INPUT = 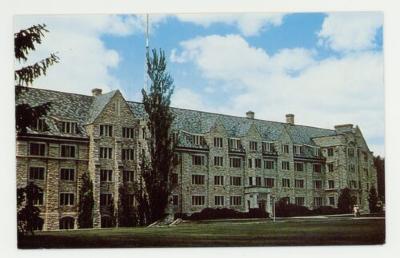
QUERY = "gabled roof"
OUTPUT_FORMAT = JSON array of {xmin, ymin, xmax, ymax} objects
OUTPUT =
[
  {"xmin": 16, "ymin": 87, "xmax": 337, "ymax": 145},
  {"xmin": 86, "ymin": 90, "xmax": 118, "ymax": 124}
]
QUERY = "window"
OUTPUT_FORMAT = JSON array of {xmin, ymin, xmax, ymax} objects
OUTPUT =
[
  {"xmin": 348, "ymin": 148, "xmax": 355, "ymax": 157},
  {"xmin": 61, "ymin": 145, "xmax": 76, "ymax": 158},
  {"xmin": 29, "ymin": 142, "xmax": 46, "ymax": 156},
  {"xmin": 122, "ymin": 149, "xmax": 134, "ymax": 160},
  {"xmin": 314, "ymin": 147, "xmax": 321, "ymax": 157},
  {"xmin": 192, "ymin": 135, "xmax": 205, "ymax": 145},
  {"xmin": 61, "ymin": 121, "xmax": 77, "ymax": 134},
  {"xmin": 229, "ymin": 157, "xmax": 241, "ymax": 168},
  {"xmin": 34, "ymin": 192, "xmax": 44, "ymax": 206},
  {"xmin": 282, "ymin": 161, "xmax": 290, "ymax": 170},
  {"xmin": 228, "ymin": 138, "xmax": 241, "ymax": 149},
  {"xmin": 230, "ymin": 176, "xmax": 242, "ymax": 186},
  {"xmin": 192, "ymin": 175, "xmax": 205, "ymax": 185},
  {"xmin": 314, "ymin": 180, "xmax": 322, "ymax": 189},
  {"xmin": 283, "ymin": 144, "xmax": 289, "ymax": 154},
  {"xmin": 364, "ymin": 168, "xmax": 369, "ymax": 177},
  {"xmin": 142, "ymin": 128, "xmax": 146, "ymax": 139},
  {"xmin": 328, "ymin": 196, "xmax": 335, "ymax": 205},
  {"xmin": 314, "ymin": 197, "xmax": 323, "ymax": 207},
  {"xmin": 262, "ymin": 142, "xmax": 275, "ymax": 152},
  {"xmin": 173, "ymin": 195, "xmax": 179, "ymax": 206},
  {"xmin": 265, "ymin": 178, "xmax": 275, "ymax": 188},
  {"xmin": 99, "ymin": 125, "xmax": 113, "ymax": 137},
  {"xmin": 264, "ymin": 160, "xmax": 274, "ymax": 169},
  {"xmin": 293, "ymin": 145, "xmax": 303, "ymax": 155},
  {"xmin": 327, "ymin": 147, "xmax": 334, "ymax": 157},
  {"xmin": 350, "ymin": 180, "xmax": 357, "ymax": 189},
  {"xmin": 249, "ymin": 141, "xmax": 258, "ymax": 151},
  {"xmin": 100, "ymin": 170, "xmax": 113, "ymax": 182},
  {"xmin": 29, "ymin": 167, "xmax": 45, "ymax": 180},
  {"xmin": 171, "ymin": 173, "xmax": 178, "ymax": 184},
  {"xmin": 281, "ymin": 197, "xmax": 290, "ymax": 204},
  {"xmin": 192, "ymin": 196, "xmax": 205, "ymax": 206},
  {"xmin": 363, "ymin": 151, "xmax": 368, "ymax": 162},
  {"xmin": 282, "ymin": 178, "xmax": 290, "ymax": 187},
  {"xmin": 230, "ymin": 196, "xmax": 242, "ymax": 206},
  {"xmin": 294, "ymin": 162, "xmax": 304, "ymax": 172},
  {"xmin": 123, "ymin": 170, "xmax": 134, "ymax": 182},
  {"xmin": 214, "ymin": 156, "xmax": 223, "ymax": 166},
  {"xmin": 122, "ymin": 127, "xmax": 135, "ymax": 138},
  {"xmin": 349, "ymin": 164, "xmax": 355, "ymax": 173},
  {"xmin": 127, "ymin": 194, "xmax": 135, "ymax": 208},
  {"xmin": 33, "ymin": 118, "xmax": 46, "ymax": 132},
  {"xmin": 192, "ymin": 155, "xmax": 205, "ymax": 165},
  {"xmin": 295, "ymin": 197, "xmax": 305, "ymax": 206},
  {"xmin": 327, "ymin": 163, "xmax": 334, "ymax": 172},
  {"xmin": 214, "ymin": 137, "xmax": 223, "ymax": 148},
  {"xmin": 60, "ymin": 217, "xmax": 74, "ymax": 230},
  {"xmin": 100, "ymin": 147, "xmax": 112, "ymax": 159},
  {"xmin": 100, "ymin": 194, "xmax": 113, "ymax": 206},
  {"xmin": 60, "ymin": 168, "xmax": 75, "ymax": 181},
  {"xmin": 255, "ymin": 158, "xmax": 261, "ymax": 168},
  {"xmin": 313, "ymin": 164, "xmax": 322, "ymax": 173},
  {"xmin": 248, "ymin": 159, "xmax": 253, "ymax": 168},
  {"xmin": 60, "ymin": 193, "xmax": 74, "ymax": 206},
  {"xmin": 215, "ymin": 196, "xmax": 224, "ymax": 206},
  {"xmin": 295, "ymin": 179, "xmax": 304, "ymax": 188},
  {"xmin": 248, "ymin": 177, "xmax": 253, "ymax": 186},
  {"xmin": 256, "ymin": 176, "xmax": 262, "ymax": 186},
  {"xmin": 214, "ymin": 176, "xmax": 224, "ymax": 185},
  {"xmin": 328, "ymin": 180, "xmax": 335, "ymax": 189}
]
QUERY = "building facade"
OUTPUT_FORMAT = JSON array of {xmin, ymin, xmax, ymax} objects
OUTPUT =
[{"xmin": 16, "ymin": 87, "xmax": 377, "ymax": 230}]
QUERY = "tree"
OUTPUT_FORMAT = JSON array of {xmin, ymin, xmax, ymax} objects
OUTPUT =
[
  {"xmin": 368, "ymin": 186, "xmax": 381, "ymax": 213},
  {"xmin": 77, "ymin": 172, "xmax": 94, "ymax": 228},
  {"xmin": 118, "ymin": 183, "xmax": 137, "ymax": 227},
  {"xmin": 17, "ymin": 182, "xmax": 43, "ymax": 235},
  {"xmin": 137, "ymin": 49, "xmax": 177, "ymax": 224},
  {"xmin": 15, "ymin": 24, "xmax": 59, "ymax": 134},
  {"xmin": 374, "ymin": 156, "xmax": 385, "ymax": 202},
  {"xmin": 337, "ymin": 187, "xmax": 355, "ymax": 213}
]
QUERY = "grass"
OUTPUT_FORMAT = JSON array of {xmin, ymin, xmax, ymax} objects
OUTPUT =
[{"xmin": 18, "ymin": 217, "xmax": 385, "ymax": 248}]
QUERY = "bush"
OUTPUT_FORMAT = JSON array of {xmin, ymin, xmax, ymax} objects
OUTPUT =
[
  {"xmin": 312, "ymin": 206, "xmax": 341, "ymax": 215},
  {"xmin": 179, "ymin": 208, "xmax": 269, "ymax": 221},
  {"xmin": 275, "ymin": 203, "xmax": 312, "ymax": 217}
]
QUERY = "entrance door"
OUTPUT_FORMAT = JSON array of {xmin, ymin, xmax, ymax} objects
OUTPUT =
[{"xmin": 258, "ymin": 200, "xmax": 266, "ymax": 211}]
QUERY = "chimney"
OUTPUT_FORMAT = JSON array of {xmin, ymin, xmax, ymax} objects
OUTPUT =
[
  {"xmin": 286, "ymin": 114, "xmax": 294, "ymax": 124},
  {"xmin": 246, "ymin": 111, "xmax": 255, "ymax": 119},
  {"xmin": 92, "ymin": 88, "xmax": 102, "ymax": 96}
]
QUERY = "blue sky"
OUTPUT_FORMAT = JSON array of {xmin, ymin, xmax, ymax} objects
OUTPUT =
[{"xmin": 14, "ymin": 12, "xmax": 384, "ymax": 155}]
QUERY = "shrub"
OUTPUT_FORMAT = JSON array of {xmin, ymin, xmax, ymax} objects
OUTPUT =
[
  {"xmin": 180, "ymin": 208, "xmax": 269, "ymax": 220},
  {"xmin": 312, "ymin": 206, "xmax": 341, "ymax": 215}
]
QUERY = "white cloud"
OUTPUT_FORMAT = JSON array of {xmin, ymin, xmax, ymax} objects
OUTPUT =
[
  {"xmin": 171, "ymin": 88, "xmax": 206, "ymax": 111},
  {"xmin": 318, "ymin": 12, "xmax": 383, "ymax": 52},
  {"xmin": 170, "ymin": 34, "xmax": 384, "ymax": 155},
  {"xmin": 14, "ymin": 14, "xmax": 167, "ymax": 95},
  {"xmin": 175, "ymin": 13, "xmax": 284, "ymax": 36}
]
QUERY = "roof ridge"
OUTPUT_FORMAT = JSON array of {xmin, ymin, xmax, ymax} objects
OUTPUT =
[
  {"xmin": 127, "ymin": 100, "xmax": 335, "ymax": 132},
  {"xmin": 16, "ymin": 85, "xmax": 94, "ymax": 98}
]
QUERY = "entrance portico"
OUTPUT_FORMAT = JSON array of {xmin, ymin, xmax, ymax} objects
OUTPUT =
[{"xmin": 244, "ymin": 186, "xmax": 272, "ymax": 214}]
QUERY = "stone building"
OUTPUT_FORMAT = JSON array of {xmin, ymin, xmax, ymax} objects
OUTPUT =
[{"xmin": 16, "ymin": 86, "xmax": 377, "ymax": 230}]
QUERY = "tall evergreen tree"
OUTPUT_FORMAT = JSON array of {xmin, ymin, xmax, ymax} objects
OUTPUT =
[
  {"xmin": 77, "ymin": 172, "xmax": 94, "ymax": 228},
  {"xmin": 368, "ymin": 186, "xmax": 380, "ymax": 213},
  {"xmin": 15, "ymin": 24, "xmax": 59, "ymax": 134},
  {"xmin": 338, "ymin": 187, "xmax": 354, "ymax": 213},
  {"xmin": 17, "ymin": 182, "xmax": 43, "ymax": 235},
  {"xmin": 373, "ymin": 156, "xmax": 385, "ymax": 202},
  {"xmin": 137, "ymin": 49, "xmax": 177, "ymax": 224}
]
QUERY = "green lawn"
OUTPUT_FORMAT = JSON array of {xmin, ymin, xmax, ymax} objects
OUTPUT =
[{"xmin": 18, "ymin": 218, "xmax": 385, "ymax": 248}]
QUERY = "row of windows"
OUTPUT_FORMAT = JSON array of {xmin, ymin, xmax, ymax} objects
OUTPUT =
[
  {"xmin": 191, "ymin": 196, "xmax": 242, "ymax": 206},
  {"xmin": 100, "ymin": 125, "xmax": 139, "ymax": 139}
]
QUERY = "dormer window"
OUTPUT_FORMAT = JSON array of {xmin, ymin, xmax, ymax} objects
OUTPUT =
[
  {"xmin": 249, "ymin": 141, "xmax": 258, "ymax": 151},
  {"xmin": 61, "ymin": 121, "xmax": 77, "ymax": 134},
  {"xmin": 314, "ymin": 147, "xmax": 321, "ymax": 157},
  {"xmin": 293, "ymin": 145, "xmax": 304, "ymax": 155},
  {"xmin": 191, "ymin": 134, "xmax": 205, "ymax": 146},
  {"xmin": 228, "ymin": 138, "xmax": 241, "ymax": 150},
  {"xmin": 32, "ymin": 118, "xmax": 46, "ymax": 132},
  {"xmin": 262, "ymin": 142, "xmax": 275, "ymax": 152}
]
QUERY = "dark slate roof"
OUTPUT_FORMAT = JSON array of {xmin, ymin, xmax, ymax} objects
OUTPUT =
[{"xmin": 16, "ymin": 87, "xmax": 337, "ymax": 145}]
